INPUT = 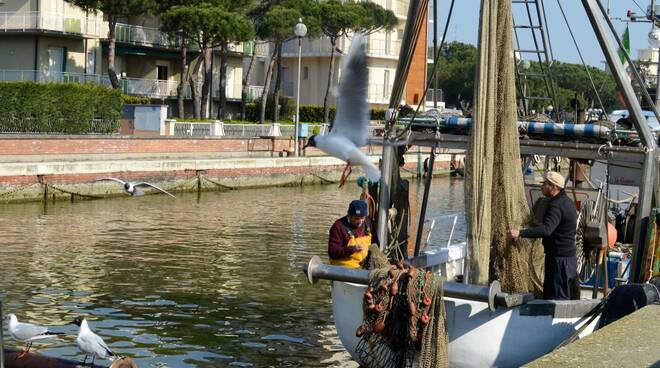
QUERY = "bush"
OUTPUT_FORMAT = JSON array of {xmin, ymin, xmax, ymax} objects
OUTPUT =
[
  {"xmin": 0, "ymin": 82, "xmax": 122, "ymax": 134},
  {"xmin": 249, "ymin": 94, "xmax": 295, "ymax": 122},
  {"xmin": 299, "ymin": 105, "xmax": 335, "ymax": 123},
  {"xmin": 371, "ymin": 108, "xmax": 386, "ymax": 121},
  {"xmin": 122, "ymin": 95, "xmax": 151, "ymax": 105}
]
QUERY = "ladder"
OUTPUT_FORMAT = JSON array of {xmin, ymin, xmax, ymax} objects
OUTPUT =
[{"xmin": 512, "ymin": 0, "xmax": 559, "ymax": 119}]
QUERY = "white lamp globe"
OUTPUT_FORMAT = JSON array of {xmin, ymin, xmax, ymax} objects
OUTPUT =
[
  {"xmin": 520, "ymin": 59, "xmax": 531, "ymax": 70},
  {"xmin": 294, "ymin": 18, "xmax": 307, "ymax": 38},
  {"xmin": 649, "ymin": 28, "xmax": 660, "ymax": 48}
]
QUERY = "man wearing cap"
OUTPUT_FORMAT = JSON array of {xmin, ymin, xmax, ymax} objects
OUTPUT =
[
  {"xmin": 328, "ymin": 199, "xmax": 379, "ymax": 269},
  {"xmin": 507, "ymin": 171, "xmax": 579, "ymax": 300}
]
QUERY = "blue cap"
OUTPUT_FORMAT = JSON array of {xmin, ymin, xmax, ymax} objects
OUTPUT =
[{"xmin": 348, "ymin": 200, "xmax": 368, "ymax": 217}]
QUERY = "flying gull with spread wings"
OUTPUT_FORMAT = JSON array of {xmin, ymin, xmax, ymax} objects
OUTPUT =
[
  {"xmin": 95, "ymin": 177, "xmax": 176, "ymax": 198},
  {"xmin": 304, "ymin": 33, "xmax": 380, "ymax": 181}
]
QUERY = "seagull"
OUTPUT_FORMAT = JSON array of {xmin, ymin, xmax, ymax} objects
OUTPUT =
[
  {"xmin": 71, "ymin": 317, "xmax": 117, "ymax": 366},
  {"xmin": 95, "ymin": 177, "xmax": 176, "ymax": 198},
  {"xmin": 304, "ymin": 33, "xmax": 381, "ymax": 181},
  {"xmin": 4, "ymin": 313, "xmax": 64, "ymax": 354}
]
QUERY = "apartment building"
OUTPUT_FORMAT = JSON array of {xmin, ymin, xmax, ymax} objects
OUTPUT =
[
  {"xmin": 0, "ymin": 0, "xmax": 262, "ymax": 118},
  {"xmin": 278, "ymin": 0, "xmax": 428, "ymax": 111}
]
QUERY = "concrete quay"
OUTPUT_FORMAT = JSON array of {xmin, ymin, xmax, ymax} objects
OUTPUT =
[
  {"xmin": 0, "ymin": 136, "xmax": 459, "ymax": 203},
  {"xmin": 526, "ymin": 304, "xmax": 660, "ymax": 367}
]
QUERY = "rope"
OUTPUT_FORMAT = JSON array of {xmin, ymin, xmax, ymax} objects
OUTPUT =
[
  {"xmin": 165, "ymin": 177, "xmax": 199, "ymax": 192},
  {"xmin": 201, "ymin": 176, "xmax": 238, "ymax": 190},
  {"xmin": 390, "ymin": 0, "xmax": 456, "ymax": 139},
  {"xmin": 45, "ymin": 184, "xmax": 103, "ymax": 199},
  {"xmin": 555, "ymin": 0, "xmax": 607, "ymax": 116}
]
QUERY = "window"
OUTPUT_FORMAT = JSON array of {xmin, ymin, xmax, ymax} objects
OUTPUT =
[
  {"xmin": 157, "ymin": 65, "xmax": 168, "ymax": 81},
  {"xmin": 86, "ymin": 50, "xmax": 95, "ymax": 74},
  {"xmin": 303, "ymin": 66, "xmax": 309, "ymax": 80}
]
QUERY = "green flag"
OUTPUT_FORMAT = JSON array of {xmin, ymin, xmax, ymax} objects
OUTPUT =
[{"xmin": 618, "ymin": 25, "xmax": 631, "ymax": 67}]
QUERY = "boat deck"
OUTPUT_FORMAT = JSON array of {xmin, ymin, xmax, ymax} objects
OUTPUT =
[{"xmin": 525, "ymin": 304, "xmax": 660, "ymax": 367}]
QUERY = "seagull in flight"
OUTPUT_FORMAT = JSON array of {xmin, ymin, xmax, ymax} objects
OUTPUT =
[
  {"xmin": 71, "ymin": 317, "xmax": 118, "ymax": 366},
  {"xmin": 304, "ymin": 33, "xmax": 380, "ymax": 181},
  {"xmin": 4, "ymin": 313, "xmax": 64, "ymax": 354},
  {"xmin": 95, "ymin": 177, "xmax": 175, "ymax": 198}
]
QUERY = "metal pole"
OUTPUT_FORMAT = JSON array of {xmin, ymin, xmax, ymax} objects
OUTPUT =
[
  {"xmin": 433, "ymin": 0, "xmax": 438, "ymax": 108},
  {"xmin": 303, "ymin": 256, "xmax": 523, "ymax": 311},
  {"xmin": 582, "ymin": 0, "xmax": 657, "ymax": 283},
  {"xmin": 1, "ymin": 300, "xmax": 4, "ymax": 368},
  {"xmin": 294, "ymin": 36, "xmax": 302, "ymax": 157},
  {"xmin": 414, "ymin": 149, "xmax": 435, "ymax": 256},
  {"xmin": 653, "ymin": 0, "xmax": 660, "ymax": 110},
  {"xmin": 377, "ymin": 142, "xmax": 396, "ymax": 251}
]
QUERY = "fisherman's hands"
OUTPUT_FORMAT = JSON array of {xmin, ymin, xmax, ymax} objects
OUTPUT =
[{"xmin": 506, "ymin": 229, "xmax": 520, "ymax": 239}]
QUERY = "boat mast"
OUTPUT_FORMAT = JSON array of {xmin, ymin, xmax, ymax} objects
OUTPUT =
[{"xmin": 581, "ymin": 0, "xmax": 657, "ymax": 282}]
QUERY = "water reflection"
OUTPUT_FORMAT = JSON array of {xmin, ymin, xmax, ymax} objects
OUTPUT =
[{"xmin": 0, "ymin": 177, "xmax": 464, "ymax": 367}]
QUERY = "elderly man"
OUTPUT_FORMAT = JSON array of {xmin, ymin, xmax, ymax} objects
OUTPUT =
[
  {"xmin": 507, "ymin": 171, "xmax": 578, "ymax": 300},
  {"xmin": 328, "ymin": 199, "xmax": 379, "ymax": 268}
]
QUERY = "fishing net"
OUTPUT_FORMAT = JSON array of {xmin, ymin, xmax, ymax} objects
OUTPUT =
[
  {"xmin": 466, "ymin": 0, "xmax": 544, "ymax": 293},
  {"xmin": 355, "ymin": 247, "xmax": 447, "ymax": 368}
]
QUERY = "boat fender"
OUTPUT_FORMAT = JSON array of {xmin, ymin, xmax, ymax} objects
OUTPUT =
[
  {"xmin": 374, "ymin": 304, "xmax": 385, "ymax": 313},
  {"xmin": 364, "ymin": 290, "xmax": 373, "ymax": 301},
  {"xmin": 423, "ymin": 295, "xmax": 432, "ymax": 306},
  {"xmin": 407, "ymin": 267, "xmax": 418, "ymax": 279},
  {"xmin": 420, "ymin": 312, "xmax": 430, "ymax": 325},
  {"xmin": 423, "ymin": 271, "xmax": 431, "ymax": 281},
  {"xmin": 355, "ymin": 325, "xmax": 366, "ymax": 337},
  {"xmin": 373, "ymin": 318, "xmax": 386, "ymax": 333},
  {"xmin": 390, "ymin": 282, "xmax": 399, "ymax": 296},
  {"xmin": 366, "ymin": 303, "xmax": 376, "ymax": 311},
  {"xmin": 379, "ymin": 283, "xmax": 388, "ymax": 295}
]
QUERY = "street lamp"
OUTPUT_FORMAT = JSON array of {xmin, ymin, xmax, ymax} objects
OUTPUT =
[{"xmin": 294, "ymin": 18, "xmax": 307, "ymax": 157}]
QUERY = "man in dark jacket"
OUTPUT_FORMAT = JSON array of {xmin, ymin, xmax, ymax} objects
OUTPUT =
[
  {"xmin": 507, "ymin": 171, "xmax": 579, "ymax": 300},
  {"xmin": 328, "ymin": 200, "xmax": 379, "ymax": 268}
]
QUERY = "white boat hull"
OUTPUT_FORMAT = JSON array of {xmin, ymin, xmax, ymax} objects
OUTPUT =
[{"xmin": 332, "ymin": 281, "xmax": 600, "ymax": 367}]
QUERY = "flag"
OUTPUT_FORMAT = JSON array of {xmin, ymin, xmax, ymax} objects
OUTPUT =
[{"xmin": 618, "ymin": 25, "xmax": 631, "ymax": 79}]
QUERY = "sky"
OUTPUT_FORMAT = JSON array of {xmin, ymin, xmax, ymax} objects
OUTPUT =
[{"xmin": 429, "ymin": 0, "xmax": 658, "ymax": 69}]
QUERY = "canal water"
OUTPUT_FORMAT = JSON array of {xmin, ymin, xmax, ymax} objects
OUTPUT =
[{"xmin": 0, "ymin": 177, "xmax": 465, "ymax": 367}]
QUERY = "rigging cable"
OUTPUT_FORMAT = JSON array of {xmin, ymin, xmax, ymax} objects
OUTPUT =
[
  {"xmin": 555, "ymin": 0, "xmax": 607, "ymax": 116},
  {"xmin": 393, "ymin": 0, "xmax": 457, "ymax": 141}
]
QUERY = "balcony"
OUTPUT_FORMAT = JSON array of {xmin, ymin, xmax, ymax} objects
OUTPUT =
[
  {"xmin": 282, "ymin": 37, "xmax": 345, "ymax": 57},
  {"xmin": 0, "ymin": 11, "xmax": 102, "ymax": 36},
  {"xmin": 367, "ymin": 83, "xmax": 393, "ymax": 104},
  {"xmin": 0, "ymin": 69, "xmax": 103, "ymax": 83},
  {"xmin": 0, "ymin": 69, "xmax": 262, "ymax": 101},
  {"xmin": 114, "ymin": 23, "xmax": 180, "ymax": 49},
  {"xmin": 366, "ymin": 38, "xmax": 400, "ymax": 58}
]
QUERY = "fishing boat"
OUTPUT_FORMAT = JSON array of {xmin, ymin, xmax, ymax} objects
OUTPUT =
[{"xmin": 302, "ymin": 0, "xmax": 658, "ymax": 366}]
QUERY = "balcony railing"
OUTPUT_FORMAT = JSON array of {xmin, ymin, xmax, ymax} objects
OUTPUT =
[
  {"xmin": 367, "ymin": 83, "xmax": 393, "ymax": 104},
  {"xmin": 366, "ymin": 38, "xmax": 401, "ymax": 58},
  {"xmin": 282, "ymin": 37, "xmax": 346, "ymax": 56},
  {"xmin": 114, "ymin": 23, "xmax": 180, "ymax": 49},
  {"xmin": 0, "ymin": 11, "xmax": 103, "ymax": 36},
  {"xmin": 0, "ymin": 69, "xmax": 103, "ymax": 83}
]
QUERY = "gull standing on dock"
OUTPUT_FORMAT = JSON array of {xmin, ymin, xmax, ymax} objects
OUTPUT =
[
  {"xmin": 4, "ymin": 313, "xmax": 64, "ymax": 354},
  {"xmin": 95, "ymin": 177, "xmax": 176, "ymax": 198},
  {"xmin": 71, "ymin": 317, "xmax": 117, "ymax": 366},
  {"xmin": 303, "ymin": 33, "xmax": 380, "ymax": 181}
]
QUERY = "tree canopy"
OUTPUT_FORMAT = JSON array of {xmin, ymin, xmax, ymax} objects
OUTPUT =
[{"xmin": 430, "ymin": 41, "xmax": 623, "ymax": 114}]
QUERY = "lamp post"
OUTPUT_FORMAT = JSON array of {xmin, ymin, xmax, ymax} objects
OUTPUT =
[{"xmin": 294, "ymin": 18, "xmax": 307, "ymax": 157}]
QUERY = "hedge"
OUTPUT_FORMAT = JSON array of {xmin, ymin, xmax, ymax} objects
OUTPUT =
[
  {"xmin": 0, "ymin": 82, "xmax": 123, "ymax": 134},
  {"xmin": 245, "ymin": 99, "xmax": 387, "ymax": 123}
]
